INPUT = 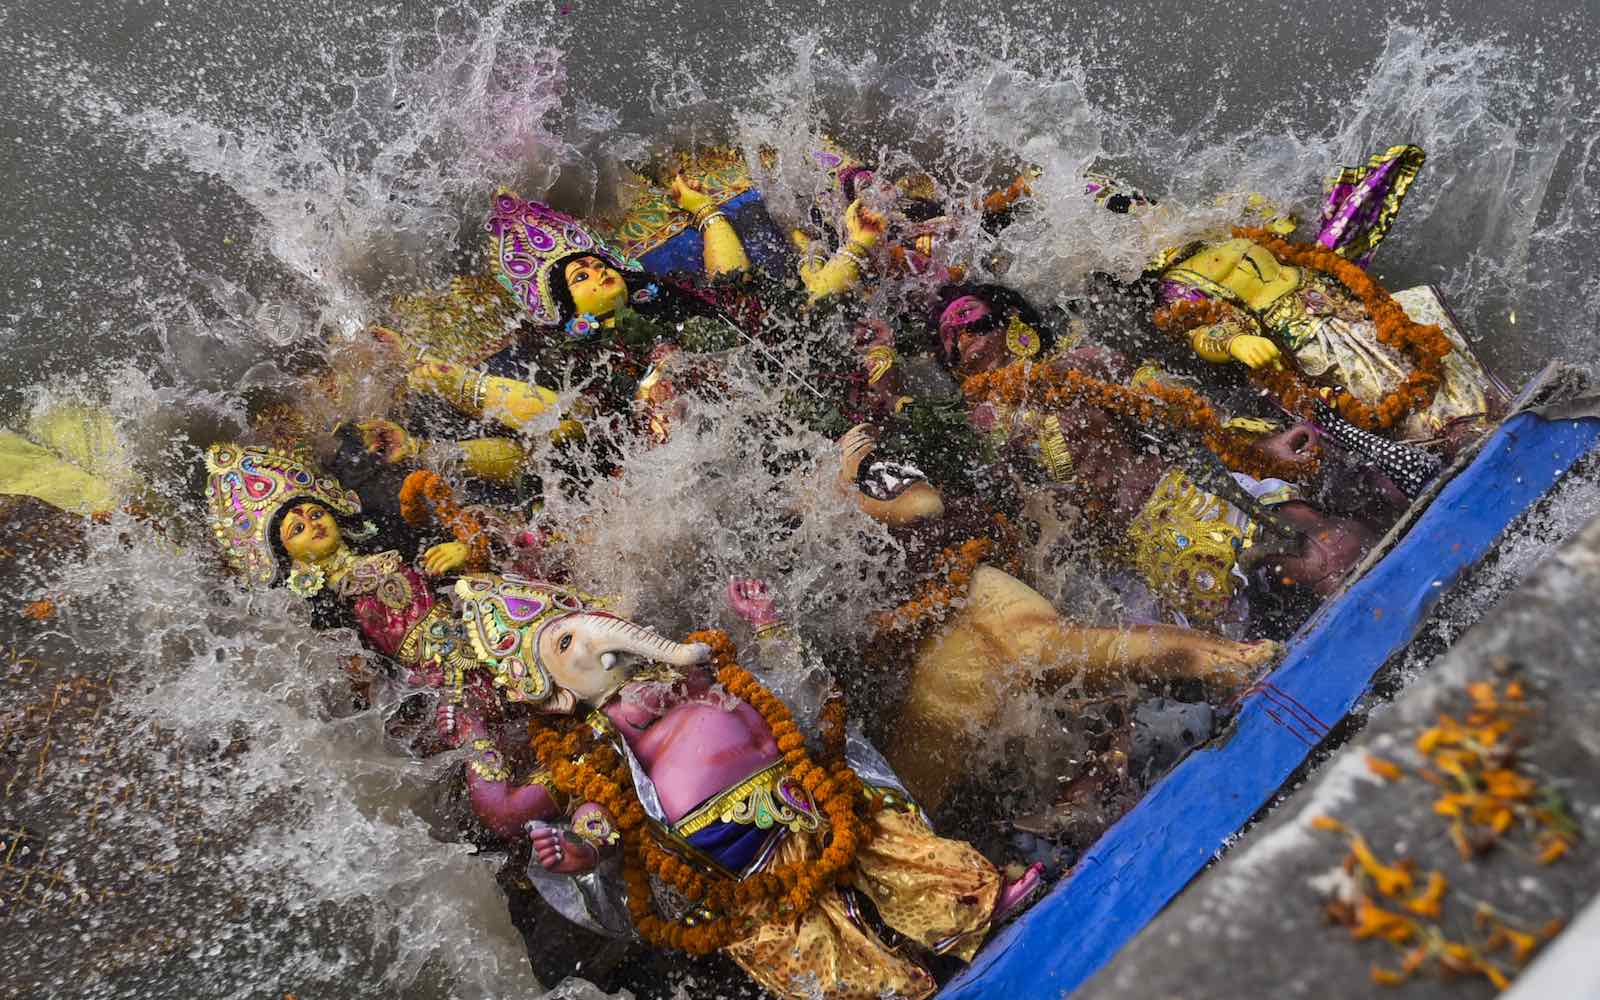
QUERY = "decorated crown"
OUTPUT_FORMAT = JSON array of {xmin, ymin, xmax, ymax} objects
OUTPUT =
[
  {"xmin": 454, "ymin": 574, "xmax": 611, "ymax": 706},
  {"xmin": 205, "ymin": 444, "xmax": 362, "ymax": 586},
  {"xmin": 484, "ymin": 188, "xmax": 644, "ymax": 327}
]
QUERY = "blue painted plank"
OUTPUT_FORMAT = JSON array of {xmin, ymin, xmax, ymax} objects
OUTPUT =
[{"xmin": 940, "ymin": 412, "xmax": 1600, "ymax": 999}]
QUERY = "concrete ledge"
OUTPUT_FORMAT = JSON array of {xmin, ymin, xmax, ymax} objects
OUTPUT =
[{"xmin": 1078, "ymin": 512, "xmax": 1600, "ymax": 999}]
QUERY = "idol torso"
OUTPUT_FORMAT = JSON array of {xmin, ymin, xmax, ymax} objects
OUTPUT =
[
  {"xmin": 1172, "ymin": 238, "xmax": 1301, "ymax": 311},
  {"xmin": 601, "ymin": 671, "xmax": 782, "ymax": 822}
]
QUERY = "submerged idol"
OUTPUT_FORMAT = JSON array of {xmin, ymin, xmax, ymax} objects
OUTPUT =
[
  {"xmin": 203, "ymin": 443, "xmax": 1041, "ymax": 1000},
  {"xmin": 1148, "ymin": 146, "xmax": 1500, "ymax": 448}
]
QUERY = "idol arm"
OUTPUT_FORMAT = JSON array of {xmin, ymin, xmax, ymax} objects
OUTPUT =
[
  {"xmin": 406, "ymin": 358, "xmax": 564, "ymax": 434},
  {"xmin": 451, "ymin": 711, "xmax": 564, "ymax": 841},
  {"xmin": 457, "ymin": 437, "xmax": 527, "ymax": 483},
  {"xmin": 670, "ymin": 174, "xmax": 750, "ymax": 278},
  {"xmin": 1188, "ymin": 322, "xmax": 1241, "ymax": 364},
  {"xmin": 702, "ymin": 215, "xmax": 752, "ymax": 277},
  {"xmin": 1037, "ymin": 622, "xmax": 1275, "ymax": 690}
]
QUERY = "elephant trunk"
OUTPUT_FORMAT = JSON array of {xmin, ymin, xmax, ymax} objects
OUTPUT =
[{"xmin": 574, "ymin": 613, "xmax": 711, "ymax": 667}]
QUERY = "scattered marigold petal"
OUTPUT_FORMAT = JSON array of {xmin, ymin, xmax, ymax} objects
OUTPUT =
[
  {"xmin": 1366, "ymin": 755, "xmax": 1404, "ymax": 782},
  {"xmin": 1536, "ymin": 836, "xmax": 1569, "ymax": 865},
  {"xmin": 1418, "ymin": 767, "xmax": 1449, "ymax": 788},
  {"xmin": 1351, "ymin": 837, "xmax": 1415, "ymax": 897},
  {"xmin": 1310, "ymin": 815, "xmax": 1347, "ymax": 832},
  {"xmin": 1417, "ymin": 728, "xmax": 1444, "ymax": 754},
  {"xmin": 1493, "ymin": 772, "xmax": 1537, "ymax": 800},
  {"xmin": 1484, "ymin": 963, "xmax": 1511, "ymax": 990},
  {"xmin": 1540, "ymin": 918, "xmax": 1565, "ymax": 938},
  {"xmin": 1438, "ymin": 942, "xmax": 1479, "ymax": 974},
  {"xmin": 1370, "ymin": 965, "xmax": 1410, "ymax": 986},
  {"xmin": 1468, "ymin": 682, "xmax": 1498, "ymax": 709},
  {"xmin": 1504, "ymin": 928, "xmax": 1538, "ymax": 964},
  {"xmin": 1505, "ymin": 680, "xmax": 1525, "ymax": 701},
  {"xmin": 1432, "ymin": 749, "xmax": 1476, "ymax": 778},
  {"xmin": 1404, "ymin": 871, "xmax": 1447, "ymax": 918},
  {"xmin": 1401, "ymin": 945, "xmax": 1430, "ymax": 973},
  {"xmin": 1490, "ymin": 808, "xmax": 1515, "ymax": 835},
  {"xmin": 1353, "ymin": 898, "xmax": 1417, "ymax": 943}
]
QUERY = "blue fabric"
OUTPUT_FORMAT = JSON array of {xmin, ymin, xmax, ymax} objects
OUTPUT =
[
  {"xmin": 638, "ymin": 191, "xmax": 790, "ymax": 276},
  {"xmin": 938, "ymin": 411, "xmax": 1600, "ymax": 999},
  {"xmin": 685, "ymin": 816, "xmax": 777, "ymax": 875}
]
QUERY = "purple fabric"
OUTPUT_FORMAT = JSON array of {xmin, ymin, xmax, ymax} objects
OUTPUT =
[
  {"xmin": 1315, "ymin": 160, "xmax": 1396, "ymax": 264},
  {"xmin": 1313, "ymin": 146, "xmax": 1425, "ymax": 267},
  {"xmin": 1157, "ymin": 279, "xmax": 1209, "ymax": 308}
]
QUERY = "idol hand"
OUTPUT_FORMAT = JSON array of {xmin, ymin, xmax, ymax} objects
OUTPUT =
[
  {"xmin": 844, "ymin": 199, "xmax": 887, "ymax": 248},
  {"xmin": 422, "ymin": 542, "xmax": 468, "ymax": 576},
  {"xmin": 670, "ymin": 174, "xmax": 713, "ymax": 214},
  {"xmin": 1228, "ymin": 335, "xmax": 1282, "ymax": 370}
]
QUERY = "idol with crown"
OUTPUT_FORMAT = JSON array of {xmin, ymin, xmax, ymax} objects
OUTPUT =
[
  {"xmin": 203, "ymin": 441, "xmax": 1049, "ymax": 1000},
  {"xmin": 354, "ymin": 157, "xmax": 887, "ymax": 480},
  {"xmin": 1141, "ymin": 145, "xmax": 1503, "ymax": 461}
]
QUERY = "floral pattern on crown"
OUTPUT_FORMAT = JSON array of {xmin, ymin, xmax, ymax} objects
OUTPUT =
[
  {"xmin": 205, "ymin": 444, "xmax": 361, "ymax": 586},
  {"xmin": 484, "ymin": 188, "xmax": 644, "ymax": 327}
]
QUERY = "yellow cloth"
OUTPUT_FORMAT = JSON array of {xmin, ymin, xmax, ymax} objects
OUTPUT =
[
  {"xmin": 0, "ymin": 406, "xmax": 134, "ymax": 515},
  {"xmin": 724, "ymin": 806, "xmax": 1000, "ymax": 1000}
]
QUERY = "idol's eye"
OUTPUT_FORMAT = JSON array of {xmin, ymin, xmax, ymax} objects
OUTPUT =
[
  {"xmin": 558, "ymin": 634, "xmax": 572, "ymax": 652},
  {"xmin": 289, "ymin": 522, "xmax": 304, "ymax": 536},
  {"xmin": 307, "ymin": 509, "xmax": 322, "ymax": 520}
]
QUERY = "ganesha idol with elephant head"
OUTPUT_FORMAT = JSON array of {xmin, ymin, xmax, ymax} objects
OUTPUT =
[{"xmin": 203, "ymin": 443, "xmax": 1040, "ymax": 1000}]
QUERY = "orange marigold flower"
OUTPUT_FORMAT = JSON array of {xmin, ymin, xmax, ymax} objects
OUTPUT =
[{"xmin": 21, "ymin": 599, "xmax": 56, "ymax": 621}]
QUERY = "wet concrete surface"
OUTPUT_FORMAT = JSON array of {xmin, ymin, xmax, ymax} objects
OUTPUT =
[{"xmin": 1079, "ymin": 512, "xmax": 1600, "ymax": 998}]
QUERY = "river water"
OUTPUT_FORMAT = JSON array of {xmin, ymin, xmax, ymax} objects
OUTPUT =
[{"xmin": 3, "ymin": 1, "xmax": 1599, "ymax": 997}]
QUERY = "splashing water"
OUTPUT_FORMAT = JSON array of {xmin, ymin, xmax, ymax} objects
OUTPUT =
[{"xmin": 5, "ymin": 1, "xmax": 1600, "ymax": 996}]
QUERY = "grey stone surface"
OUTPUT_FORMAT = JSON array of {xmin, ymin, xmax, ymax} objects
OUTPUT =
[{"xmin": 1078, "ymin": 514, "xmax": 1600, "ymax": 1000}]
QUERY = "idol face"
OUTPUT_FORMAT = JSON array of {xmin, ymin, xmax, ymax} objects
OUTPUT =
[
  {"xmin": 278, "ymin": 502, "xmax": 342, "ymax": 564},
  {"xmin": 938, "ymin": 295, "xmax": 1008, "ymax": 378},
  {"xmin": 563, "ymin": 255, "xmax": 628, "ymax": 317}
]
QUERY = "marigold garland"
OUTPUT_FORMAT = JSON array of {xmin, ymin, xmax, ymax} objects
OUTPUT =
[
  {"xmin": 960, "ymin": 361, "xmax": 1317, "ymax": 484},
  {"xmin": 1154, "ymin": 229, "xmax": 1452, "ymax": 432},
  {"xmin": 873, "ymin": 537, "xmax": 993, "ymax": 639},
  {"xmin": 398, "ymin": 469, "xmax": 490, "ymax": 571},
  {"xmin": 528, "ymin": 630, "xmax": 870, "ymax": 955},
  {"xmin": 871, "ymin": 512, "xmax": 1028, "ymax": 641}
]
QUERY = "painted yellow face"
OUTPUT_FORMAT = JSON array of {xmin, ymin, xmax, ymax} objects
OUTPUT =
[
  {"xmin": 563, "ymin": 255, "xmax": 628, "ymax": 318},
  {"xmin": 278, "ymin": 502, "xmax": 342, "ymax": 564}
]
